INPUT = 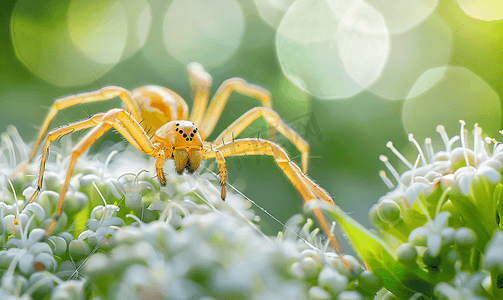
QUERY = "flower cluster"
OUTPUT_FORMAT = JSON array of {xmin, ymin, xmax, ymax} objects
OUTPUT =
[
  {"xmin": 0, "ymin": 126, "xmax": 373, "ymax": 299},
  {"xmin": 363, "ymin": 121, "xmax": 503, "ymax": 299}
]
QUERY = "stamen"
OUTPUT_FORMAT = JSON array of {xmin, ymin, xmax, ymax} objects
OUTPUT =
[
  {"xmin": 424, "ymin": 138, "xmax": 434, "ymax": 162},
  {"xmin": 20, "ymin": 214, "xmax": 36, "ymax": 245},
  {"xmin": 386, "ymin": 141, "xmax": 413, "ymax": 169},
  {"xmin": 6, "ymin": 177, "xmax": 20, "ymax": 219},
  {"xmin": 103, "ymin": 150, "xmax": 119, "ymax": 179},
  {"xmin": 485, "ymin": 137, "xmax": 497, "ymax": 153},
  {"xmin": 379, "ymin": 155, "xmax": 402, "ymax": 185},
  {"xmin": 93, "ymin": 182, "xmax": 110, "ymax": 228},
  {"xmin": 447, "ymin": 136, "xmax": 460, "ymax": 152},
  {"xmin": 408, "ymin": 134, "xmax": 427, "ymax": 165},
  {"xmin": 379, "ymin": 170, "xmax": 395, "ymax": 189},
  {"xmin": 7, "ymin": 125, "xmax": 28, "ymax": 162},
  {"xmin": 410, "ymin": 154, "xmax": 421, "ymax": 184},
  {"xmin": 3, "ymin": 250, "xmax": 23, "ymax": 289},
  {"xmin": 323, "ymin": 221, "xmax": 337, "ymax": 252},
  {"xmin": 126, "ymin": 214, "xmax": 143, "ymax": 226},
  {"xmin": 1, "ymin": 132, "xmax": 16, "ymax": 169},
  {"xmin": 436, "ymin": 125, "xmax": 449, "ymax": 151},
  {"xmin": 473, "ymin": 123, "xmax": 482, "ymax": 166},
  {"xmin": 459, "ymin": 120, "xmax": 470, "ymax": 167}
]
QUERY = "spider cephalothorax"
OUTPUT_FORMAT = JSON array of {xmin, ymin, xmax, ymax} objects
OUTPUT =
[
  {"xmin": 152, "ymin": 120, "xmax": 203, "ymax": 174},
  {"xmin": 13, "ymin": 63, "xmax": 346, "ymax": 267}
]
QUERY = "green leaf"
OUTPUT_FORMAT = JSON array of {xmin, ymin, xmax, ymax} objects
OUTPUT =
[
  {"xmin": 494, "ymin": 183, "xmax": 503, "ymax": 230},
  {"xmin": 449, "ymin": 176, "xmax": 498, "ymax": 252},
  {"xmin": 315, "ymin": 204, "xmax": 435, "ymax": 299}
]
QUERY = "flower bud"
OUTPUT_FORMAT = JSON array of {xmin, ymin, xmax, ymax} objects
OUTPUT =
[
  {"xmin": 454, "ymin": 227, "xmax": 477, "ymax": 248},
  {"xmin": 299, "ymin": 256, "xmax": 319, "ymax": 279},
  {"xmin": 338, "ymin": 291, "xmax": 363, "ymax": 300},
  {"xmin": 408, "ymin": 227, "xmax": 429, "ymax": 246},
  {"xmin": 308, "ymin": 286, "xmax": 330, "ymax": 300},
  {"xmin": 125, "ymin": 192, "xmax": 143, "ymax": 211},
  {"xmin": 69, "ymin": 240, "xmax": 92, "ymax": 259},
  {"xmin": 29, "ymin": 272, "xmax": 54, "ymax": 298},
  {"xmin": 62, "ymin": 191, "xmax": 89, "ymax": 215},
  {"xmin": 369, "ymin": 204, "xmax": 388, "ymax": 228},
  {"xmin": 377, "ymin": 200, "xmax": 402, "ymax": 225},
  {"xmin": 445, "ymin": 249, "xmax": 460, "ymax": 265},
  {"xmin": 318, "ymin": 267, "xmax": 347, "ymax": 294},
  {"xmin": 357, "ymin": 270, "xmax": 382, "ymax": 295},
  {"xmin": 47, "ymin": 236, "xmax": 67, "ymax": 256},
  {"xmin": 396, "ymin": 243, "xmax": 417, "ymax": 264}
]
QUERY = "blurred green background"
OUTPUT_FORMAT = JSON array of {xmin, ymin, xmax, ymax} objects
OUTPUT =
[{"xmin": 0, "ymin": 0, "xmax": 502, "ymax": 235}]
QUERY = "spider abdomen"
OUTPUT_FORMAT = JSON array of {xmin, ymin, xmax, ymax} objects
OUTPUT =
[{"xmin": 129, "ymin": 86, "xmax": 189, "ymax": 133}]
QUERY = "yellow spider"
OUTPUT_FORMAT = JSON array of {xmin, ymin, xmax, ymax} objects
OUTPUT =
[{"xmin": 14, "ymin": 63, "xmax": 343, "ymax": 260}]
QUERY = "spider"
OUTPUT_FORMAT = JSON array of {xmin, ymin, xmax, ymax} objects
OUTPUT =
[{"xmin": 14, "ymin": 63, "xmax": 343, "ymax": 258}]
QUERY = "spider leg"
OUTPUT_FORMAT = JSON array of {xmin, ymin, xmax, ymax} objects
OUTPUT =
[
  {"xmin": 213, "ymin": 150, "xmax": 227, "ymax": 200},
  {"xmin": 198, "ymin": 77, "xmax": 272, "ymax": 139},
  {"xmin": 202, "ymin": 138, "xmax": 347, "ymax": 262},
  {"xmin": 187, "ymin": 62, "xmax": 211, "ymax": 126},
  {"xmin": 26, "ymin": 113, "xmax": 106, "ymax": 205},
  {"xmin": 13, "ymin": 87, "xmax": 139, "ymax": 176},
  {"xmin": 213, "ymin": 107, "xmax": 309, "ymax": 174},
  {"xmin": 42, "ymin": 108, "xmax": 158, "ymax": 237}
]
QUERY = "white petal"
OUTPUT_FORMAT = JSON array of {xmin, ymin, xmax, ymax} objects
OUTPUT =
[
  {"xmin": 476, "ymin": 166, "xmax": 501, "ymax": 184},
  {"xmin": 404, "ymin": 182, "xmax": 429, "ymax": 206},
  {"xmin": 148, "ymin": 200, "xmax": 166, "ymax": 211},
  {"xmin": 18, "ymin": 252, "xmax": 34, "ymax": 275},
  {"xmin": 24, "ymin": 203, "xmax": 46, "ymax": 222},
  {"xmin": 29, "ymin": 242, "xmax": 53, "ymax": 256}
]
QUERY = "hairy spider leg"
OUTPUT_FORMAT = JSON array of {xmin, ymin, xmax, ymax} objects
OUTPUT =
[
  {"xmin": 213, "ymin": 107, "xmax": 309, "ymax": 174},
  {"xmin": 36, "ymin": 109, "xmax": 159, "ymax": 237},
  {"xmin": 187, "ymin": 62, "xmax": 212, "ymax": 126},
  {"xmin": 13, "ymin": 87, "xmax": 139, "ymax": 176},
  {"xmin": 188, "ymin": 70, "xmax": 273, "ymax": 139},
  {"xmin": 26, "ymin": 113, "xmax": 106, "ymax": 205},
  {"xmin": 201, "ymin": 138, "xmax": 347, "ymax": 259},
  {"xmin": 213, "ymin": 150, "xmax": 227, "ymax": 200}
]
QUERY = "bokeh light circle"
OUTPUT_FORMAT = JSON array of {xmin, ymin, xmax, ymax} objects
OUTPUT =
[
  {"xmin": 366, "ymin": 0, "xmax": 438, "ymax": 34},
  {"xmin": 118, "ymin": 0, "xmax": 152, "ymax": 61},
  {"xmin": 402, "ymin": 66, "xmax": 501, "ymax": 142},
  {"xmin": 11, "ymin": 0, "xmax": 126, "ymax": 87},
  {"xmin": 456, "ymin": 0, "xmax": 503, "ymax": 21},
  {"xmin": 367, "ymin": 14, "xmax": 452, "ymax": 100},
  {"xmin": 276, "ymin": 0, "xmax": 389, "ymax": 99},
  {"xmin": 163, "ymin": 0, "xmax": 245, "ymax": 68},
  {"xmin": 67, "ymin": 0, "xmax": 128, "ymax": 65},
  {"xmin": 253, "ymin": 0, "xmax": 296, "ymax": 29}
]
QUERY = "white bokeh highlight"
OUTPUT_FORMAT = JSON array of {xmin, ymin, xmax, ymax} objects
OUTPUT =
[
  {"xmin": 402, "ymin": 66, "xmax": 501, "ymax": 142},
  {"xmin": 253, "ymin": 0, "xmax": 296, "ymax": 29},
  {"xmin": 163, "ymin": 0, "xmax": 245, "ymax": 68},
  {"xmin": 367, "ymin": 14, "xmax": 452, "ymax": 100},
  {"xmin": 366, "ymin": 0, "xmax": 438, "ymax": 34},
  {"xmin": 456, "ymin": 0, "xmax": 503, "ymax": 21},
  {"xmin": 119, "ymin": 0, "xmax": 152, "ymax": 61},
  {"xmin": 276, "ymin": 0, "xmax": 389, "ymax": 99},
  {"xmin": 11, "ymin": 0, "xmax": 126, "ymax": 87},
  {"xmin": 67, "ymin": 0, "xmax": 128, "ymax": 65}
]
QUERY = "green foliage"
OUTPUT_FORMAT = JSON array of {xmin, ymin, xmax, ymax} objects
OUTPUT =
[{"xmin": 322, "ymin": 122, "xmax": 503, "ymax": 299}]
